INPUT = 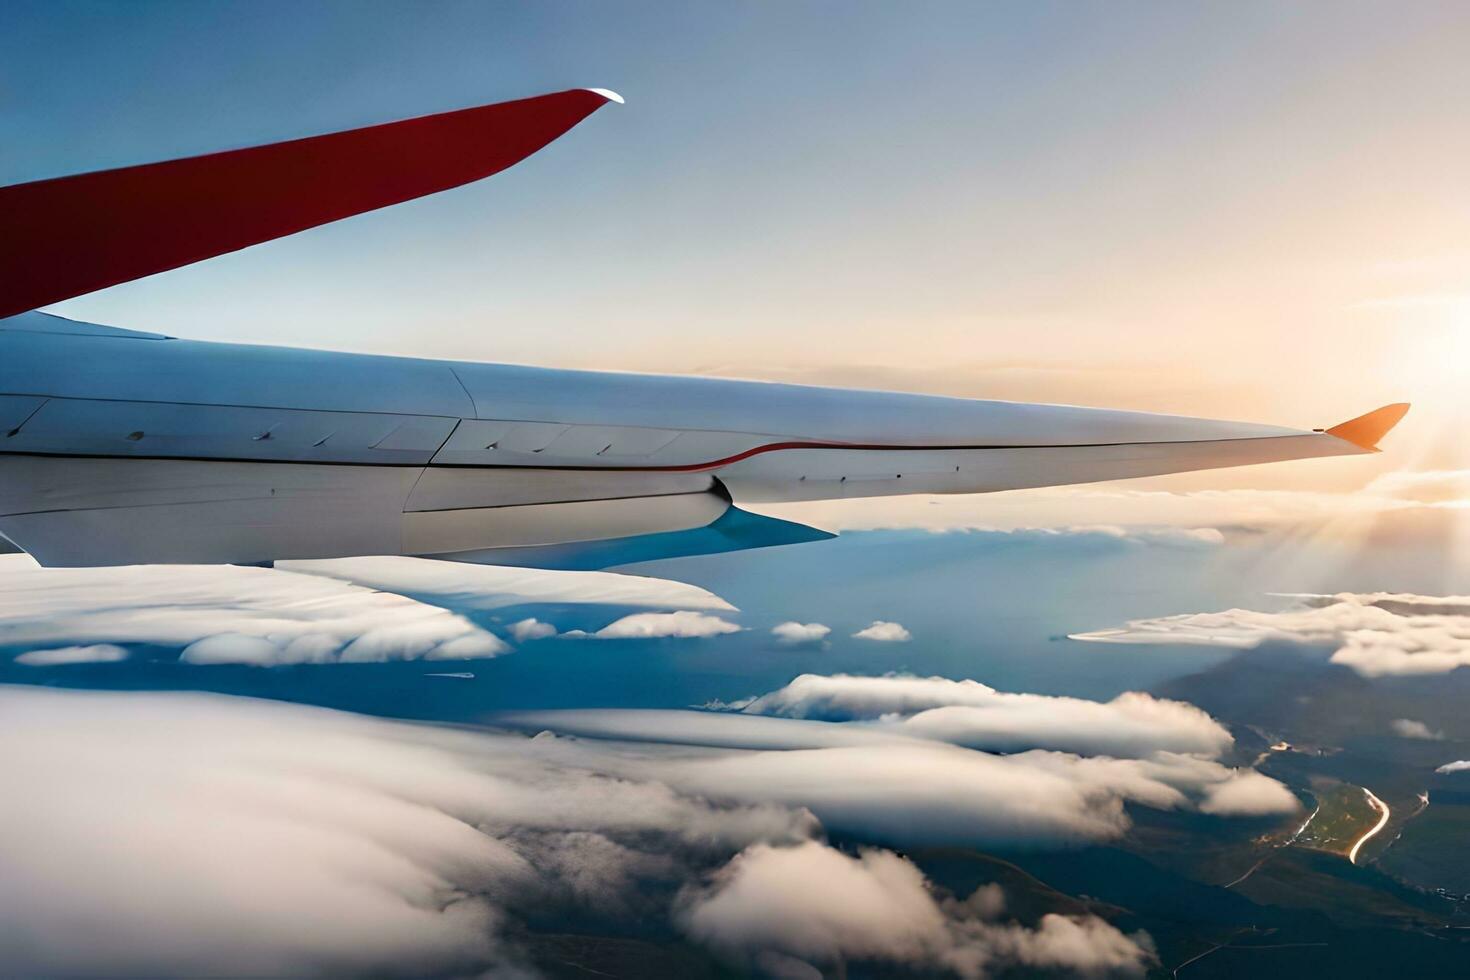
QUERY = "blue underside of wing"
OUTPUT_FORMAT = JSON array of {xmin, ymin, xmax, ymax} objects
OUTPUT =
[{"xmin": 434, "ymin": 505, "xmax": 835, "ymax": 571}]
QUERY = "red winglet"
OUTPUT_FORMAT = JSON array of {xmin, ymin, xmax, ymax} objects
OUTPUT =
[{"xmin": 0, "ymin": 88, "xmax": 619, "ymax": 318}]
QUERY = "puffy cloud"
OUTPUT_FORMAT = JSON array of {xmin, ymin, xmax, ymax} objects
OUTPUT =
[
  {"xmin": 282, "ymin": 555, "xmax": 735, "ymax": 611},
  {"xmin": 680, "ymin": 842, "xmax": 953, "ymax": 964},
  {"xmin": 853, "ymin": 621, "xmax": 911, "ymax": 642},
  {"xmin": 771, "ymin": 622, "xmax": 831, "ymax": 645},
  {"xmin": 1001, "ymin": 750, "xmax": 1298, "ymax": 820},
  {"xmin": 888, "ymin": 697, "xmax": 1232, "ymax": 760},
  {"xmin": 595, "ymin": 611, "xmax": 742, "ymax": 639},
  {"xmin": 1391, "ymin": 719, "xmax": 1443, "ymax": 740},
  {"xmin": 508, "ymin": 618, "xmax": 558, "ymax": 641},
  {"xmin": 13, "ymin": 644, "xmax": 128, "ymax": 666},
  {"xmin": 1196, "ymin": 770, "xmax": 1303, "ymax": 816},
  {"xmin": 499, "ymin": 709, "xmax": 1296, "ymax": 847},
  {"xmin": 745, "ymin": 673, "xmax": 1001, "ymax": 720},
  {"xmin": 679, "ymin": 841, "xmax": 1155, "ymax": 978},
  {"xmin": 0, "ymin": 686, "xmax": 1154, "ymax": 979},
  {"xmin": 962, "ymin": 909, "xmax": 1159, "ymax": 978},
  {"xmin": 180, "ymin": 633, "xmax": 290, "ymax": 665},
  {"xmin": 1071, "ymin": 592, "xmax": 1470, "ymax": 677},
  {"xmin": 740, "ymin": 673, "xmax": 1233, "ymax": 759},
  {"xmin": 0, "ymin": 555, "xmax": 506, "ymax": 666}
]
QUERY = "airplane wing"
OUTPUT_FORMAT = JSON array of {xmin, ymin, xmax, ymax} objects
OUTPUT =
[
  {"xmin": 0, "ymin": 89, "xmax": 1410, "ymax": 571},
  {"xmin": 0, "ymin": 312, "xmax": 1408, "ymax": 568},
  {"xmin": 0, "ymin": 87, "xmax": 620, "ymax": 318}
]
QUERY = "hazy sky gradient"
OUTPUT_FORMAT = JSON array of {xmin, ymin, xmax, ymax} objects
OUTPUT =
[{"xmin": 4, "ymin": 1, "xmax": 1468, "ymax": 487}]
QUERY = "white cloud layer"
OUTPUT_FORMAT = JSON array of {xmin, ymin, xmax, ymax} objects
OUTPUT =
[
  {"xmin": 771, "ymin": 622, "xmax": 832, "ymax": 645},
  {"xmin": 759, "ymin": 467, "xmax": 1470, "ymax": 534},
  {"xmin": 282, "ymin": 555, "xmax": 736, "ymax": 611},
  {"xmin": 740, "ymin": 673, "xmax": 1233, "ymax": 758},
  {"xmin": 13, "ymin": 644, "xmax": 129, "ymax": 666},
  {"xmin": 1435, "ymin": 760, "xmax": 1470, "ymax": 774},
  {"xmin": 0, "ymin": 686, "xmax": 1154, "ymax": 978},
  {"xmin": 499, "ymin": 704, "xmax": 1296, "ymax": 847},
  {"xmin": 1071, "ymin": 592, "xmax": 1470, "ymax": 677},
  {"xmin": 0, "ymin": 555, "xmax": 506, "ymax": 666},
  {"xmin": 594, "ymin": 611, "xmax": 742, "ymax": 639},
  {"xmin": 853, "ymin": 621, "xmax": 911, "ymax": 642},
  {"xmin": 1364, "ymin": 468, "xmax": 1470, "ymax": 504}
]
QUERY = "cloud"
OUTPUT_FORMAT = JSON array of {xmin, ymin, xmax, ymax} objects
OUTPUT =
[
  {"xmin": 13, "ymin": 644, "xmax": 128, "ymax": 666},
  {"xmin": 595, "ymin": 611, "xmax": 742, "ymax": 639},
  {"xmin": 0, "ymin": 555, "xmax": 507, "ymax": 666},
  {"xmin": 1071, "ymin": 592, "xmax": 1470, "ymax": 677},
  {"xmin": 665, "ymin": 744, "xmax": 1136, "ymax": 846},
  {"xmin": 1391, "ymin": 719, "xmax": 1443, "ymax": 740},
  {"xmin": 745, "ymin": 673, "xmax": 1007, "ymax": 720},
  {"xmin": 680, "ymin": 842, "xmax": 956, "ymax": 964},
  {"xmin": 853, "ymin": 621, "xmax": 911, "ymax": 642},
  {"xmin": 282, "ymin": 555, "xmax": 736, "ymax": 611},
  {"xmin": 739, "ymin": 673, "xmax": 1232, "ymax": 759},
  {"xmin": 759, "ymin": 485, "xmax": 1424, "ymax": 534},
  {"xmin": 700, "ymin": 696, "xmax": 758, "ymax": 711},
  {"xmin": 771, "ymin": 622, "xmax": 831, "ymax": 645},
  {"xmin": 755, "ymin": 463, "xmax": 1470, "ymax": 538},
  {"xmin": 1196, "ymin": 770, "xmax": 1303, "ymax": 816},
  {"xmin": 0, "ymin": 686, "xmax": 805, "ymax": 977},
  {"xmin": 509, "ymin": 618, "xmax": 558, "ymax": 641},
  {"xmin": 966, "ymin": 909, "xmax": 1158, "ymax": 978},
  {"xmin": 1364, "ymin": 469, "xmax": 1470, "ymax": 504},
  {"xmin": 500, "ymin": 708, "xmax": 902, "ymax": 752},
  {"xmin": 678, "ymin": 841, "xmax": 1154, "ymax": 978},
  {"xmin": 1435, "ymin": 760, "xmax": 1470, "ymax": 774},
  {"xmin": 898, "ymin": 699, "xmax": 1231, "ymax": 763},
  {"xmin": 498, "ymin": 709, "xmax": 1297, "ymax": 847},
  {"xmin": 1056, "ymin": 525, "xmax": 1224, "ymax": 548},
  {"xmin": 0, "ymin": 686, "xmax": 1154, "ymax": 979}
]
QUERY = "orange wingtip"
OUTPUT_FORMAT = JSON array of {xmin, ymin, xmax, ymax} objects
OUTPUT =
[{"xmin": 1324, "ymin": 403, "xmax": 1410, "ymax": 451}]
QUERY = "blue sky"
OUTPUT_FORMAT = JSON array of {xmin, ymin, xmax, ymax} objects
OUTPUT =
[{"xmin": 4, "ymin": 1, "xmax": 1468, "ymax": 478}]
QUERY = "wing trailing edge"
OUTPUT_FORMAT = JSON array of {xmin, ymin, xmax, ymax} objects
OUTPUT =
[{"xmin": 0, "ymin": 87, "xmax": 621, "ymax": 319}]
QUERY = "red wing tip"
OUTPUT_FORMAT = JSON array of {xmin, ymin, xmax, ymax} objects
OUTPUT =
[
  {"xmin": 1324, "ymin": 402, "xmax": 1410, "ymax": 451},
  {"xmin": 584, "ymin": 88, "xmax": 625, "ymax": 105}
]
